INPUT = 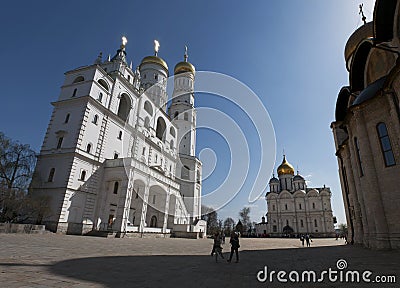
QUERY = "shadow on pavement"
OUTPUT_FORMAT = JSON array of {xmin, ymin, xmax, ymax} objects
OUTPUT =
[{"xmin": 46, "ymin": 245, "xmax": 399, "ymax": 288}]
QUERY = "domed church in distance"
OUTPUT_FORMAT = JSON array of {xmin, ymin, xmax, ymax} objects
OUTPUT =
[{"xmin": 256, "ymin": 155, "xmax": 336, "ymax": 238}]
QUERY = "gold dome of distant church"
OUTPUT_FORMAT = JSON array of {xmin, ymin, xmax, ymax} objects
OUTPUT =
[{"xmin": 277, "ymin": 155, "xmax": 295, "ymax": 175}]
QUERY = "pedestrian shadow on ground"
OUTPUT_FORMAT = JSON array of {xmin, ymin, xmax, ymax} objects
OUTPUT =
[{"xmin": 44, "ymin": 245, "xmax": 399, "ymax": 288}]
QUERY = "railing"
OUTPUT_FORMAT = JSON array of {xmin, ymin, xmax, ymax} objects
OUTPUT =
[
  {"xmin": 140, "ymin": 227, "xmax": 171, "ymax": 233},
  {"xmin": 104, "ymin": 157, "xmax": 180, "ymax": 190},
  {"xmin": 126, "ymin": 226, "xmax": 139, "ymax": 232}
]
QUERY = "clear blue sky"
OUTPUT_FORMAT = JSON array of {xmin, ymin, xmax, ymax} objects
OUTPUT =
[{"xmin": 0, "ymin": 0, "xmax": 375, "ymax": 225}]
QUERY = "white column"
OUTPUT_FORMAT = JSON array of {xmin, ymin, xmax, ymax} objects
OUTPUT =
[
  {"xmin": 114, "ymin": 171, "xmax": 134, "ymax": 233},
  {"xmin": 162, "ymin": 190, "xmax": 171, "ymax": 233},
  {"xmin": 139, "ymin": 184, "xmax": 150, "ymax": 233}
]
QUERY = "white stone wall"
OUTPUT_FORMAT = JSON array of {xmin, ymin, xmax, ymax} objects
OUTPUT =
[
  {"xmin": 265, "ymin": 188, "xmax": 335, "ymax": 236},
  {"xmin": 31, "ymin": 45, "xmax": 203, "ymax": 235}
]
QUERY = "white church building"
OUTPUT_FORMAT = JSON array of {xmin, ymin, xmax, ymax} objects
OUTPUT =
[
  {"xmin": 256, "ymin": 155, "xmax": 336, "ymax": 238},
  {"xmin": 30, "ymin": 37, "xmax": 206, "ymax": 237}
]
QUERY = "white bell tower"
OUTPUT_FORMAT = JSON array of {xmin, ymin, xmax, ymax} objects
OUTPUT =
[
  {"xmin": 169, "ymin": 47, "xmax": 196, "ymax": 156},
  {"xmin": 169, "ymin": 47, "xmax": 202, "ymax": 223}
]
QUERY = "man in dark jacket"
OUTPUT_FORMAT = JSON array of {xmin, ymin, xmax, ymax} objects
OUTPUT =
[{"xmin": 227, "ymin": 232, "xmax": 240, "ymax": 263}]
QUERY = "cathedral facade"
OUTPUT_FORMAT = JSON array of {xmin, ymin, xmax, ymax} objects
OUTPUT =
[
  {"xmin": 30, "ymin": 38, "xmax": 206, "ymax": 237},
  {"xmin": 256, "ymin": 156, "xmax": 335, "ymax": 237},
  {"xmin": 331, "ymin": 0, "xmax": 400, "ymax": 249}
]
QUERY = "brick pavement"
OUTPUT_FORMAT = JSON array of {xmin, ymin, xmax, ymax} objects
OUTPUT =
[{"xmin": 0, "ymin": 234, "xmax": 399, "ymax": 288}]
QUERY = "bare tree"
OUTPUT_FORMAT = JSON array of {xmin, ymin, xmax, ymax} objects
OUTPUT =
[
  {"xmin": 223, "ymin": 217, "xmax": 235, "ymax": 235},
  {"xmin": 0, "ymin": 132, "xmax": 37, "ymax": 222},
  {"xmin": 338, "ymin": 223, "xmax": 348, "ymax": 235},
  {"xmin": 202, "ymin": 205, "xmax": 219, "ymax": 235},
  {"xmin": 239, "ymin": 207, "xmax": 251, "ymax": 234}
]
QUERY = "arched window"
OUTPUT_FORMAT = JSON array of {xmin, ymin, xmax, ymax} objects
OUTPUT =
[
  {"xmin": 156, "ymin": 117, "xmax": 166, "ymax": 141},
  {"xmin": 80, "ymin": 170, "xmax": 86, "ymax": 181},
  {"xmin": 312, "ymin": 203, "xmax": 315, "ymax": 209},
  {"xmin": 197, "ymin": 170, "xmax": 201, "ymax": 184},
  {"xmin": 169, "ymin": 127, "xmax": 176, "ymax": 137},
  {"xmin": 64, "ymin": 113, "xmax": 70, "ymax": 124},
  {"xmin": 314, "ymin": 219, "xmax": 318, "ymax": 227},
  {"xmin": 117, "ymin": 94, "xmax": 131, "ymax": 121},
  {"xmin": 118, "ymin": 131, "xmax": 122, "ymax": 140},
  {"xmin": 48, "ymin": 168, "xmax": 55, "ymax": 182},
  {"xmin": 150, "ymin": 216, "xmax": 157, "ymax": 227},
  {"xmin": 285, "ymin": 204, "xmax": 288, "ymax": 210},
  {"xmin": 170, "ymin": 140, "xmax": 174, "ymax": 150},
  {"xmin": 300, "ymin": 219, "xmax": 304, "ymax": 228},
  {"xmin": 181, "ymin": 165, "xmax": 190, "ymax": 180},
  {"xmin": 184, "ymin": 112, "xmax": 188, "ymax": 121},
  {"xmin": 144, "ymin": 101, "xmax": 153, "ymax": 115},
  {"xmin": 98, "ymin": 92, "xmax": 103, "ymax": 102},
  {"xmin": 113, "ymin": 181, "xmax": 119, "ymax": 194},
  {"xmin": 354, "ymin": 137, "xmax": 364, "ymax": 176},
  {"xmin": 92, "ymin": 114, "xmax": 98, "ymax": 125},
  {"xmin": 72, "ymin": 88, "xmax": 77, "ymax": 97},
  {"xmin": 144, "ymin": 117, "xmax": 150, "ymax": 129},
  {"xmin": 377, "ymin": 122, "xmax": 396, "ymax": 166},
  {"xmin": 98, "ymin": 79, "xmax": 109, "ymax": 91},
  {"xmin": 57, "ymin": 137, "xmax": 63, "ymax": 149},
  {"xmin": 86, "ymin": 144, "xmax": 92, "ymax": 153},
  {"xmin": 73, "ymin": 76, "xmax": 84, "ymax": 83}
]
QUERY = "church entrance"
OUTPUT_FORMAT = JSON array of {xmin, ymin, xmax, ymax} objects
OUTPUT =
[
  {"xmin": 107, "ymin": 214, "xmax": 114, "ymax": 230},
  {"xmin": 283, "ymin": 225, "xmax": 294, "ymax": 237},
  {"xmin": 150, "ymin": 216, "xmax": 157, "ymax": 227}
]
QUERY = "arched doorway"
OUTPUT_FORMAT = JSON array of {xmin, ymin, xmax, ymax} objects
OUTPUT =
[
  {"xmin": 150, "ymin": 216, "xmax": 157, "ymax": 227},
  {"xmin": 283, "ymin": 225, "xmax": 294, "ymax": 236},
  {"xmin": 117, "ymin": 93, "xmax": 131, "ymax": 121},
  {"xmin": 156, "ymin": 117, "xmax": 166, "ymax": 141},
  {"xmin": 146, "ymin": 185, "xmax": 168, "ymax": 230}
]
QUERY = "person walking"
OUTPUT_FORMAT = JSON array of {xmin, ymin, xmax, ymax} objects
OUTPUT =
[
  {"xmin": 211, "ymin": 231, "xmax": 224, "ymax": 262},
  {"xmin": 300, "ymin": 234, "xmax": 305, "ymax": 247},
  {"xmin": 227, "ymin": 232, "xmax": 240, "ymax": 263},
  {"xmin": 305, "ymin": 234, "xmax": 311, "ymax": 247}
]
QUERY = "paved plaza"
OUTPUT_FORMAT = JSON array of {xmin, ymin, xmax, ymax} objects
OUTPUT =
[{"xmin": 0, "ymin": 234, "xmax": 399, "ymax": 288}]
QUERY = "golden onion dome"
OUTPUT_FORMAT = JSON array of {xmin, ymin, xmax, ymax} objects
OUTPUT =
[
  {"xmin": 277, "ymin": 155, "xmax": 295, "ymax": 176},
  {"xmin": 140, "ymin": 55, "xmax": 168, "ymax": 72},
  {"xmin": 174, "ymin": 61, "xmax": 195, "ymax": 75}
]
